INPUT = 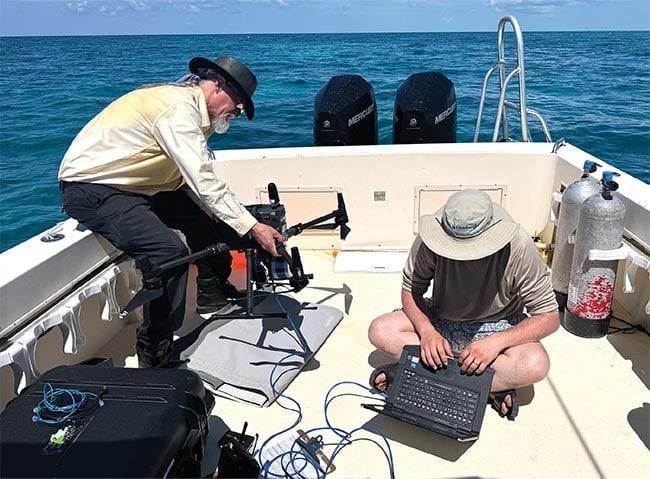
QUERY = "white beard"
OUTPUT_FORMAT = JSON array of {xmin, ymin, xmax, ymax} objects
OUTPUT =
[{"xmin": 211, "ymin": 115, "xmax": 231, "ymax": 134}]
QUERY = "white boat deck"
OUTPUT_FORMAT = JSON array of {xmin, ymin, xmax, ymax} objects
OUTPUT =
[
  {"xmin": 2, "ymin": 142, "xmax": 648, "ymax": 477},
  {"xmin": 100, "ymin": 250, "xmax": 650, "ymax": 479}
]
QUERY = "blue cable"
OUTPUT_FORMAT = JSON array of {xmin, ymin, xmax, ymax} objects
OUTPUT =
[
  {"xmin": 324, "ymin": 425, "xmax": 395, "ymax": 479},
  {"xmin": 262, "ymin": 449, "xmax": 321, "ymax": 479},
  {"xmin": 323, "ymin": 381, "xmax": 386, "ymax": 438},
  {"xmin": 320, "ymin": 382, "xmax": 395, "ymax": 479},
  {"xmin": 257, "ymin": 353, "xmax": 305, "ymax": 478},
  {"xmin": 259, "ymin": 290, "xmax": 394, "ymax": 477},
  {"xmin": 32, "ymin": 383, "xmax": 103, "ymax": 425},
  {"xmin": 257, "ymin": 281, "xmax": 313, "ymax": 477},
  {"xmin": 258, "ymin": 375, "xmax": 395, "ymax": 478},
  {"xmin": 272, "ymin": 283, "xmax": 309, "ymax": 352}
]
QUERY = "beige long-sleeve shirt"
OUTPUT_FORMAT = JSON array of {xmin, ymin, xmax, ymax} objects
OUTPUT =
[
  {"xmin": 58, "ymin": 83, "xmax": 257, "ymax": 236},
  {"xmin": 402, "ymin": 228, "xmax": 558, "ymax": 322}
]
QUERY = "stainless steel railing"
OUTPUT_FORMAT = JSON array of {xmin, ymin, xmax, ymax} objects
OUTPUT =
[{"xmin": 473, "ymin": 15, "xmax": 552, "ymax": 143}]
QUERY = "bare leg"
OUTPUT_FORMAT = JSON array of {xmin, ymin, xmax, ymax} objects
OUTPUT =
[
  {"xmin": 490, "ymin": 341, "xmax": 550, "ymax": 391},
  {"xmin": 368, "ymin": 310, "xmax": 419, "ymax": 360},
  {"xmin": 368, "ymin": 311, "xmax": 551, "ymax": 411},
  {"xmin": 367, "ymin": 310, "xmax": 419, "ymax": 390},
  {"xmin": 489, "ymin": 341, "xmax": 550, "ymax": 414}
]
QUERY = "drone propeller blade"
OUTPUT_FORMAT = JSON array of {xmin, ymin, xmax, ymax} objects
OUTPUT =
[
  {"xmin": 290, "ymin": 247, "xmax": 304, "ymax": 278},
  {"xmin": 289, "ymin": 246, "xmax": 310, "ymax": 291},
  {"xmin": 268, "ymin": 183, "xmax": 280, "ymax": 204},
  {"xmin": 336, "ymin": 192, "xmax": 349, "ymax": 223}
]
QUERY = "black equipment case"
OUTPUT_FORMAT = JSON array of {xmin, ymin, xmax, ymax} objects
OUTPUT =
[{"xmin": 0, "ymin": 362, "xmax": 215, "ymax": 477}]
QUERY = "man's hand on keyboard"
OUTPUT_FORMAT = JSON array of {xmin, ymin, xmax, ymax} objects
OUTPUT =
[
  {"xmin": 458, "ymin": 335, "xmax": 503, "ymax": 375},
  {"xmin": 419, "ymin": 328, "xmax": 454, "ymax": 370}
]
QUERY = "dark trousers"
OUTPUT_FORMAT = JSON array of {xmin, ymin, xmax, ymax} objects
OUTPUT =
[{"xmin": 60, "ymin": 181, "xmax": 239, "ymax": 349}]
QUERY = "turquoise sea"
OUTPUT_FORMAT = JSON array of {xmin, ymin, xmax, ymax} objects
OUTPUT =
[{"xmin": 1, "ymin": 32, "xmax": 649, "ymax": 252}]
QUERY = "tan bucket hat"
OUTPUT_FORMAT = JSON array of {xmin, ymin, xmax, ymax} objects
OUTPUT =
[{"xmin": 418, "ymin": 189, "xmax": 520, "ymax": 261}]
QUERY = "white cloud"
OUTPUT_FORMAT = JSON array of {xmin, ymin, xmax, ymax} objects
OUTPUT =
[
  {"xmin": 65, "ymin": 1, "xmax": 90, "ymax": 13},
  {"xmin": 125, "ymin": 0, "xmax": 150, "ymax": 11},
  {"xmin": 60, "ymin": 0, "xmax": 293, "ymax": 16},
  {"xmin": 65, "ymin": 0, "xmax": 147, "ymax": 15},
  {"xmin": 60, "ymin": 0, "xmax": 607, "ymax": 18},
  {"xmin": 485, "ymin": 0, "xmax": 585, "ymax": 14},
  {"xmin": 239, "ymin": 0, "xmax": 290, "ymax": 4}
]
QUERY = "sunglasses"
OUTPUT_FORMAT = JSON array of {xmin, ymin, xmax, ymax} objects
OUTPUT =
[{"xmin": 221, "ymin": 82, "xmax": 246, "ymax": 113}]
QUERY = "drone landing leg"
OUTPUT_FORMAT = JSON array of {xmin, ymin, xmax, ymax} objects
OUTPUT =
[{"xmin": 209, "ymin": 248, "xmax": 289, "ymax": 321}]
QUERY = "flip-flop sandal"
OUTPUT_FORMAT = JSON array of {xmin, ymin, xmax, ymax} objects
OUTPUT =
[
  {"xmin": 369, "ymin": 363, "xmax": 398, "ymax": 392},
  {"xmin": 490, "ymin": 389, "xmax": 519, "ymax": 421}
]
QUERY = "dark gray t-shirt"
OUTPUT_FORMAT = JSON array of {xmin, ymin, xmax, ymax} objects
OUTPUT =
[{"xmin": 402, "ymin": 228, "xmax": 558, "ymax": 322}]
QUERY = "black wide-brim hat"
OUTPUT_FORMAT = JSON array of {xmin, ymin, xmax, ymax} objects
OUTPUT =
[{"xmin": 189, "ymin": 55, "xmax": 257, "ymax": 120}]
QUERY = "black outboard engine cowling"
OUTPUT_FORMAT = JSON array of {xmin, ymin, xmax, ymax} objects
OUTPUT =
[
  {"xmin": 314, "ymin": 75, "xmax": 377, "ymax": 146},
  {"xmin": 393, "ymin": 72, "xmax": 457, "ymax": 144}
]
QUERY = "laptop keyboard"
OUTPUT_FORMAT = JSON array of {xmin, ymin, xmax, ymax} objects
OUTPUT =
[{"xmin": 394, "ymin": 368, "xmax": 479, "ymax": 428}]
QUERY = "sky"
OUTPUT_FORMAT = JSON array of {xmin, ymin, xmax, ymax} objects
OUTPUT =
[{"xmin": 0, "ymin": 0, "xmax": 649, "ymax": 36}]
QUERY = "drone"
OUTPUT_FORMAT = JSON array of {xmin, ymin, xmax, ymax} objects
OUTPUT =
[{"xmin": 119, "ymin": 183, "xmax": 350, "ymax": 321}]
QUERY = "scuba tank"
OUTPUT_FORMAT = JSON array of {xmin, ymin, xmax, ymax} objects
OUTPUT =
[
  {"xmin": 550, "ymin": 160, "xmax": 601, "ymax": 311},
  {"xmin": 564, "ymin": 171, "xmax": 626, "ymax": 338}
]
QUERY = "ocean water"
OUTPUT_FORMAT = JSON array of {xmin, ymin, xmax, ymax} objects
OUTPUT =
[{"xmin": 1, "ymin": 31, "xmax": 649, "ymax": 252}]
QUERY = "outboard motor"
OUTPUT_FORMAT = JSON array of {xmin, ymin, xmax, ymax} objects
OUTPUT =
[
  {"xmin": 564, "ymin": 171, "xmax": 626, "ymax": 338},
  {"xmin": 550, "ymin": 160, "xmax": 601, "ymax": 311},
  {"xmin": 314, "ymin": 75, "xmax": 377, "ymax": 146},
  {"xmin": 393, "ymin": 72, "xmax": 456, "ymax": 144}
]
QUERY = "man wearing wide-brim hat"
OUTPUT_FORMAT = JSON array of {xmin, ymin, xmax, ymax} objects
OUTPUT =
[
  {"xmin": 58, "ymin": 55, "xmax": 284, "ymax": 368},
  {"xmin": 368, "ymin": 190, "xmax": 560, "ymax": 419}
]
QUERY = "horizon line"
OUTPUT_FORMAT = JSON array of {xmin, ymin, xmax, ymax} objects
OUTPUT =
[{"xmin": 2, "ymin": 29, "xmax": 649, "ymax": 38}]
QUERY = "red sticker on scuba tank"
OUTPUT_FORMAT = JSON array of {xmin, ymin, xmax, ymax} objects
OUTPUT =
[{"xmin": 571, "ymin": 275, "xmax": 614, "ymax": 319}]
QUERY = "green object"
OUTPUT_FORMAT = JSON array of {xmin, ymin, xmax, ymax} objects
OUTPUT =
[{"xmin": 50, "ymin": 428, "xmax": 67, "ymax": 445}]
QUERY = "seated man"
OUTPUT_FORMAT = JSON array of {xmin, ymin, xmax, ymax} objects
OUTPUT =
[
  {"xmin": 368, "ymin": 189, "xmax": 559, "ymax": 419},
  {"xmin": 58, "ymin": 55, "xmax": 284, "ymax": 368}
]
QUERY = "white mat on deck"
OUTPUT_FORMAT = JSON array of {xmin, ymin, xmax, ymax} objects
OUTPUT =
[
  {"xmin": 333, "ymin": 251, "xmax": 408, "ymax": 273},
  {"xmin": 179, "ymin": 292, "xmax": 343, "ymax": 407}
]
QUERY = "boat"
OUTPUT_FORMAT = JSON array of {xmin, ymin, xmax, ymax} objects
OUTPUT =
[{"xmin": 1, "ymin": 16, "xmax": 648, "ymax": 478}]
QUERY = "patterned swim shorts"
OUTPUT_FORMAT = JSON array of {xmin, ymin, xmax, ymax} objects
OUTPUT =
[{"xmin": 397, "ymin": 300, "xmax": 527, "ymax": 354}]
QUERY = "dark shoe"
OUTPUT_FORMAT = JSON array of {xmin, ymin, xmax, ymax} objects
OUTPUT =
[
  {"xmin": 369, "ymin": 363, "xmax": 399, "ymax": 393},
  {"xmin": 489, "ymin": 389, "xmax": 519, "ymax": 420},
  {"xmin": 136, "ymin": 339, "xmax": 172, "ymax": 368},
  {"xmin": 196, "ymin": 278, "xmax": 242, "ymax": 314}
]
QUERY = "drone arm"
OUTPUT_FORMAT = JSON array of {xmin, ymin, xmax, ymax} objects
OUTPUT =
[
  {"xmin": 286, "ymin": 206, "xmax": 349, "ymax": 239},
  {"xmin": 158, "ymin": 242, "xmax": 231, "ymax": 272},
  {"xmin": 119, "ymin": 242, "xmax": 232, "ymax": 318}
]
